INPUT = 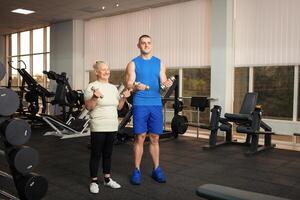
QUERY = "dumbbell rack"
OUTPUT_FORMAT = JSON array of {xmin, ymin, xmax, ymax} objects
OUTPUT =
[{"xmin": 0, "ymin": 61, "xmax": 48, "ymax": 200}]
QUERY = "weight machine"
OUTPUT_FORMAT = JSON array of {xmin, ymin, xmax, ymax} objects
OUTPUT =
[
  {"xmin": 171, "ymin": 92, "xmax": 275, "ymax": 155},
  {"xmin": 7, "ymin": 60, "xmax": 54, "ymax": 124},
  {"xmin": 43, "ymin": 70, "xmax": 84, "ymax": 121}
]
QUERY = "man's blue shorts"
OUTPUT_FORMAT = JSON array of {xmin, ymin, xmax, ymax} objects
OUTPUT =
[{"xmin": 132, "ymin": 105, "xmax": 163, "ymax": 135}]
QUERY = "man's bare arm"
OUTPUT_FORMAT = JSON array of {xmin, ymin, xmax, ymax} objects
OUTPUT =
[
  {"xmin": 160, "ymin": 62, "xmax": 173, "ymax": 88},
  {"xmin": 160, "ymin": 62, "xmax": 168, "ymax": 84},
  {"xmin": 125, "ymin": 61, "xmax": 136, "ymax": 89}
]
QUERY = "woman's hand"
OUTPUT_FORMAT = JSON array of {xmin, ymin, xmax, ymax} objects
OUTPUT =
[
  {"xmin": 91, "ymin": 87, "xmax": 104, "ymax": 98},
  {"xmin": 122, "ymin": 89, "xmax": 131, "ymax": 98}
]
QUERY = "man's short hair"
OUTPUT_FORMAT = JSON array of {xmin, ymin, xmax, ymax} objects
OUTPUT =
[{"xmin": 138, "ymin": 35, "xmax": 151, "ymax": 43}]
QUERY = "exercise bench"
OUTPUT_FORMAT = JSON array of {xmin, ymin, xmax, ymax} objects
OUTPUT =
[{"xmin": 196, "ymin": 184, "xmax": 290, "ymax": 200}]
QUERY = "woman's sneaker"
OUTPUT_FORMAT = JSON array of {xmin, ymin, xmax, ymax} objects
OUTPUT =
[
  {"xmin": 104, "ymin": 178, "xmax": 121, "ymax": 189},
  {"xmin": 89, "ymin": 182, "xmax": 99, "ymax": 194}
]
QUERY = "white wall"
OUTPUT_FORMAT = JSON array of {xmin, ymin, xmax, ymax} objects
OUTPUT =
[
  {"xmin": 234, "ymin": 0, "xmax": 300, "ymax": 135},
  {"xmin": 235, "ymin": 0, "xmax": 300, "ymax": 66},
  {"xmin": 50, "ymin": 20, "xmax": 73, "ymax": 87},
  {"xmin": 50, "ymin": 20, "xmax": 85, "ymax": 90},
  {"xmin": 84, "ymin": 0, "xmax": 211, "ymax": 78},
  {"xmin": 49, "ymin": 0, "xmax": 300, "ymax": 135},
  {"xmin": 72, "ymin": 20, "xmax": 85, "ymax": 90},
  {"xmin": 210, "ymin": 0, "xmax": 234, "ymax": 113}
]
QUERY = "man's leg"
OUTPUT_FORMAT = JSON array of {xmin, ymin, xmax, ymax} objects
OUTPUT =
[
  {"xmin": 131, "ymin": 133, "xmax": 146, "ymax": 185},
  {"xmin": 149, "ymin": 133, "xmax": 160, "ymax": 169},
  {"xmin": 148, "ymin": 106, "xmax": 166, "ymax": 183},
  {"xmin": 133, "ymin": 133, "xmax": 146, "ymax": 169},
  {"xmin": 131, "ymin": 105, "xmax": 148, "ymax": 185}
]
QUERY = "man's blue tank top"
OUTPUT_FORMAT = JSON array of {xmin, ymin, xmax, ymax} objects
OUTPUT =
[{"xmin": 132, "ymin": 56, "xmax": 162, "ymax": 106}]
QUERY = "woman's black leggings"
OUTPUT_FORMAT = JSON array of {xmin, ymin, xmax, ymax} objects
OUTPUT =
[{"xmin": 89, "ymin": 131, "xmax": 116, "ymax": 178}]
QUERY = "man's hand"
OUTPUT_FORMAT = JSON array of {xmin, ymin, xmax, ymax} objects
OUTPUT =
[
  {"xmin": 134, "ymin": 82, "xmax": 150, "ymax": 91},
  {"xmin": 162, "ymin": 79, "xmax": 173, "ymax": 88}
]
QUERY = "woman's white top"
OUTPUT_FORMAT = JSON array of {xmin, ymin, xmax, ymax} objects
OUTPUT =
[{"xmin": 84, "ymin": 81, "xmax": 119, "ymax": 132}]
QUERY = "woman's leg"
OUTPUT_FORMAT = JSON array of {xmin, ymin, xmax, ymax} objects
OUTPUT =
[{"xmin": 89, "ymin": 132, "xmax": 106, "ymax": 180}]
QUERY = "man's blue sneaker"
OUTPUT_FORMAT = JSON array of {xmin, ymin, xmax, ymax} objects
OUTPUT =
[
  {"xmin": 130, "ymin": 168, "xmax": 141, "ymax": 185},
  {"xmin": 151, "ymin": 166, "xmax": 166, "ymax": 183}
]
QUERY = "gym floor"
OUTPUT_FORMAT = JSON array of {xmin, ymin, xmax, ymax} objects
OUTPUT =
[{"xmin": 1, "ymin": 128, "xmax": 300, "ymax": 200}]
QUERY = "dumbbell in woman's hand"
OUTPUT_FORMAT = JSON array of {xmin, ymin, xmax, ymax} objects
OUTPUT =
[
  {"xmin": 120, "ymin": 88, "xmax": 132, "ymax": 99},
  {"xmin": 91, "ymin": 87, "xmax": 104, "ymax": 98}
]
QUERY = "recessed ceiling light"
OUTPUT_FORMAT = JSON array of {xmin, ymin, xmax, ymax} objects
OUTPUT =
[
  {"xmin": 101, "ymin": 6, "xmax": 106, "ymax": 10},
  {"xmin": 11, "ymin": 8, "xmax": 35, "ymax": 15},
  {"xmin": 115, "ymin": 3, "xmax": 120, "ymax": 7}
]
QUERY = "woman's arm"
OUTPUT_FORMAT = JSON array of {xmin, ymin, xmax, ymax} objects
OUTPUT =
[
  {"xmin": 85, "ymin": 96, "xmax": 98, "ymax": 111},
  {"xmin": 117, "ymin": 89, "xmax": 131, "ymax": 110},
  {"xmin": 85, "ymin": 88, "xmax": 103, "ymax": 111}
]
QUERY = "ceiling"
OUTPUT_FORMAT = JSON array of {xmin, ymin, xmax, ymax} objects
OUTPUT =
[{"xmin": 0, "ymin": 0, "xmax": 191, "ymax": 35}]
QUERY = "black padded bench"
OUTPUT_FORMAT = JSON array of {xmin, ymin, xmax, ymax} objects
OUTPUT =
[
  {"xmin": 196, "ymin": 184, "xmax": 290, "ymax": 200},
  {"xmin": 294, "ymin": 133, "xmax": 300, "ymax": 136}
]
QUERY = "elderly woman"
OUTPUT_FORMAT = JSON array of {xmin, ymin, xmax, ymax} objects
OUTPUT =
[{"xmin": 84, "ymin": 61, "xmax": 130, "ymax": 194}]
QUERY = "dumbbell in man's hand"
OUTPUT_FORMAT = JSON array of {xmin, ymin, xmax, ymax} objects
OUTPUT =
[
  {"xmin": 133, "ymin": 82, "xmax": 150, "ymax": 91},
  {"xmin": 161, "ymin": 76, "xmax": 175, "ymax": 90}
]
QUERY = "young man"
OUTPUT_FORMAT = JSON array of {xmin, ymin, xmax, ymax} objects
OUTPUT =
[{"xmin": 125, "ymin": 35, "xmax": 173, "ymax": 185}]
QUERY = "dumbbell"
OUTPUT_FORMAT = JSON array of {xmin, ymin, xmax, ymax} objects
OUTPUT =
[
  {"xmin": 161, "ymin": 76, "xmax": 175, "ymax": 90},
  {"xmin": 0, "ymin": 146, "xmax": 39, "ymax": 174},
  {"xmin": 118, "ymin": 84, "xmax": 128, "ymax": 99},
  {"xmin": 91, "ymin": 86, "xmax": 104, "ymax": 98},
  {"xmin": 0, "ymin": 88, "xmax": 20, "ymax": 116},
  {"xmin": 0, "ymin": 62, "xmax": 5, "ymax": 81},
  {"xmin": 0, "ymin": 62, "xmax": 19, "ymax": 117},
  {"xmin": 133, "ymin": 82, "xmax": 150, "ymax": 90},
  {"xmin": 0, "ymin": 170, "xmax": 48, "ymax": 200},
  {"xmin": 1, "ymin": 118, "xmax": 31, "ymax": 146},
  {"xmin": 119, "ymin": 82, "xmax": 149, "ymax": 98}
]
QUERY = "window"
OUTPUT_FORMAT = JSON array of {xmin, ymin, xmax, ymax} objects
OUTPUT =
[
  {"xmin": 164, "ymin": 68, "xmax": 180, "ymax": 110},
  {"xmin": 182, "ymin": 68, "xmax": 211, "ymax": 124},
  {"xmin": 11, "ymin": 34, "xmax": 18, "ymax": 56},
  {"xmin": 89, "ymin": 69, "xmax": 125, "ymax": 86},
  {"xmin": 109, "ymin": 70, "xmax": 125, "ymax": 85},
  {"xmin": 20, "ymin": 31, "xmax": 30, "ymax": 55},
  {"xmin": 33, "ymin": 28, "xmax": 44, "ymax": 54},
  {"xmin": 298, "ymin": 68, "xmax": 300, "ymax": 121},
  {"xmin": 253, "ymin": 66, "xmax": 294, "ymax": 120},
  {"xmin": 7, "ymin": 27, "xmax": 50, "ymax": 87},
  {"xmin": 234, "ymin": 67, "xmax": 249, "ymax": 113}
]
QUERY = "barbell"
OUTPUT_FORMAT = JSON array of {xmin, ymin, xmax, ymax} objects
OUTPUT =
[
  {"xmin": 171, "ymin": 115, "xmax": 189, "ymax": 135},
  {"xmin": 171, "ymin": 114, "xmax": 211, "ymax": 135}
]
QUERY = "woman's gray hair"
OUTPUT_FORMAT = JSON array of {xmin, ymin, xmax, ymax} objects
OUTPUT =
[{"xmin": 93, "ymin": 61, "xmax": 109, "ymax": 70}]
